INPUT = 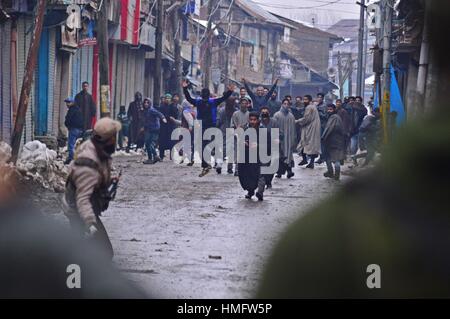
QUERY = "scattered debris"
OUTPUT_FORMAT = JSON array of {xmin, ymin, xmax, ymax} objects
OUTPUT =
[
  {"xmin": 119, "ymin": 268, "xmax": 157, "ymax": 274},
  {"xmin": 200, "ymin": 213, "xmax": 216, "ymax": 218},
  {"xmin": 208, "ymin": 255, "xmax": 222, "ymax": 260},
  {"xmin": 0, "ymin": 141, "xmax": 12, "ymax": 164}
]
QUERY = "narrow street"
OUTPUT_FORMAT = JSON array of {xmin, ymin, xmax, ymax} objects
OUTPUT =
[{"xmin": 101, "ymin": 154, "xmax": 346, "ymax": 298}]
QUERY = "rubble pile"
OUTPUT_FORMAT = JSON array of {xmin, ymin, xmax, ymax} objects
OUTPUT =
[
  {"xmin": 0, "ymin": 141, "xmax": 12, "ymax": 164},
  {"xmin": 15, "ymin": 140, "xmax": 69, "ymax": 193}
]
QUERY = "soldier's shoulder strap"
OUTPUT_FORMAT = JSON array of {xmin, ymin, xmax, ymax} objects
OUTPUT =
[{"xmin": 73, "ymin": 157, "xmax": 100, "ymax": 171}]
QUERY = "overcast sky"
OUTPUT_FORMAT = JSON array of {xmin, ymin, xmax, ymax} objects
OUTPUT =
[{"xmin": 252, "ymin": 0, "xmax": 361, "ymax": 30}]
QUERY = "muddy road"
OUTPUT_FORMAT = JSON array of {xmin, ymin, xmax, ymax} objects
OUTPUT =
[{"xmin": 35, "ymin": 153, "xmax": 348, "ymax": 298}]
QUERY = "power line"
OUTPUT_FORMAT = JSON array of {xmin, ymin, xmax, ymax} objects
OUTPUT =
[{"xmin": 251, "ymin": 0, "xmax": 346, "ymax": 10}]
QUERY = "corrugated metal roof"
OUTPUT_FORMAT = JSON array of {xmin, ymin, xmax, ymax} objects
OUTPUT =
[{"xmin": 234, "ymin": 0, "xmax": 286, "ymax": 26}]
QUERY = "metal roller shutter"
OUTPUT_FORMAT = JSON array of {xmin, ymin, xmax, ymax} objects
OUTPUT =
[
  {"xmin": 71, "ymin": 47, "xmax": 81, "ymax": 98},
  {"xmin": 17, "ymin": 16, "xmax": 35, "ymax": 143},
  {"xmin": 26, "ymin": 16, "xmax": 35, "ymax": 143},
  {"xmin": 118, "ymin": 46, "xmax": 127, "ymax": 108},
  {"xmin": 47, "ymin": 28, "xmax": 56, "ymax": 136},
  {"xmin": 1, "ymin": 21, "xmax": 12, "ymax": 143},
  {"xmin": 135, "ymin": 49, "xmax": 145, "ymax": 99}
]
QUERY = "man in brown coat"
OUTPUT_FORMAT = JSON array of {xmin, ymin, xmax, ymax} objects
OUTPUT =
[{"xmin": 63, "ymin": 118, "xmax": 121, "ymax": 260}]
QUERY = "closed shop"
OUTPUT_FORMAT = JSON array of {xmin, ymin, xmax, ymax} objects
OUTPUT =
[{"xmin": 0, "ymin": 20, "xmax": 12, "ymax": 143}]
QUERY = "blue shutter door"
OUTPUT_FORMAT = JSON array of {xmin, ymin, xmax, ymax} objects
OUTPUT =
[{"xmin": 36, "ymin": 28, "xmax": 49, "ymax": 135}]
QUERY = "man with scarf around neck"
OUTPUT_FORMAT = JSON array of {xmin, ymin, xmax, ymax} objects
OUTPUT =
[
  {"xmin": 273, "ymin": 98, "xmax": 296, "ymax": 179},
  {"xmin": 63, "ymin": 118, "xmax": 122, "ymax": 260}
]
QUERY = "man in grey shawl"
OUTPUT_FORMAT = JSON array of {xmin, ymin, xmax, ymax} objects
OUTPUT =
[
  {"xmin": 322, "ymin": 104, "xmax": 346, "ymax": 180},
  {"xmin": 273, "ymin": 98, "xmax": 296, "ymax": 179},
  {"xmin": 230, "ymin": 97, "xmax": 251, "ymax": 176},
  {"xmin": 296, "ymin": 95, "xmax": 322, "ymax": 169}
]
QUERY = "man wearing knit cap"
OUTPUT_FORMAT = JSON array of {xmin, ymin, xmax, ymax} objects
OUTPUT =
[{"xmin": 63, "ymin": 117, "xmax": 122, "ymax": 260}]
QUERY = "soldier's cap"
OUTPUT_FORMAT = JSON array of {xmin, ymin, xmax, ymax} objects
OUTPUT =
[
  {"xmin": 64, "ymin": 97, "xmax": 74, "ymax": 103},
  {"xmin": 92, "ymin": 118, "xmax": 122, "ymax": 143},
  {"xmin": 164, "ymin": 93, "xmax": 172, "ymax": 99}
]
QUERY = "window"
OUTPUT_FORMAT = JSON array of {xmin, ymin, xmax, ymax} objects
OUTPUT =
[{"xmin": 283, "ymin": 27, "xmax": 290, "ymax": 43}]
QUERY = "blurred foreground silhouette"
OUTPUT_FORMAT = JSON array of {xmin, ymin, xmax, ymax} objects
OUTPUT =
[{"xmin": 0, "ymin": 166, "xmax": 147, "ymax": 298}]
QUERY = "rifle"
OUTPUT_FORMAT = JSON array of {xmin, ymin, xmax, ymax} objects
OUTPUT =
[{"xmin": 107, "ymin": 169, "xmax": 122, "ymax": 201}]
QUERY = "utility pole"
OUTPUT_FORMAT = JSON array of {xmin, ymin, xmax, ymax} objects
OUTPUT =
[
  {"xmin": 203, "ymin": 0, "xmax": 214, "ymax": 89},
  {"xmin": 153, "ymin": 0, "xmax": 164, "ymax": 104},
  {"xmin": 97, "ymin": 0, "xmax": 110, "ymax": 117},
  {"xmin": 348, "ymin": 53, "xmax": 353, "ymax": 97},
  {"xmin": 356, "ymin": 0, "xmax": 366, "ymax": 97},
  {"xmin": 172, "ymin": 1, "xmax": 182, "ymax": 96},
  {"xmin": 362, "ymin": 16, "xmax": 369, "ymax": 99},
  {"xmin": 415, "ymin": 0, "xmax": 430, "ymax": 117},
  {"xmin": 10, "ymin": 0, "xmax": 47, "ymax": 164},
  {"xmin": 337, "ymin": 51, "xmax": 343, "ymax": 98},
  {"xmin": 381, "ymin": 0, "xmax": 392, "ymax": 143}
]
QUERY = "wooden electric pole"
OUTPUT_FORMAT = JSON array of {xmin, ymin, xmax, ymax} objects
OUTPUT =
[
  {"xmin": 97, "ymin": 0, "xmax": 110, "ymax": 117},
  {"xmin": 203, "ymin": 0, "xmax": 214, "ymax": 89},
  {"xmin": 172, "ymin": 1, "xmax": 182, "ymax": 96},
  {"xmin": 10, "ymin": 0, "xmax": 47, "ymax": 164},
  {"xmin": 382, "ymin": 0, "xmax": 392, "ymax": 143},
  {"xmin": 153, "ymin": 0, "xmax": 164, "ymax": 104},
  {"xmin": 348, "ymin": 53, "xmax": 354, "ymax": 97},
  {"xmin": 337, "ymin": 51, "xmax": 344, "ymax": 99}
]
